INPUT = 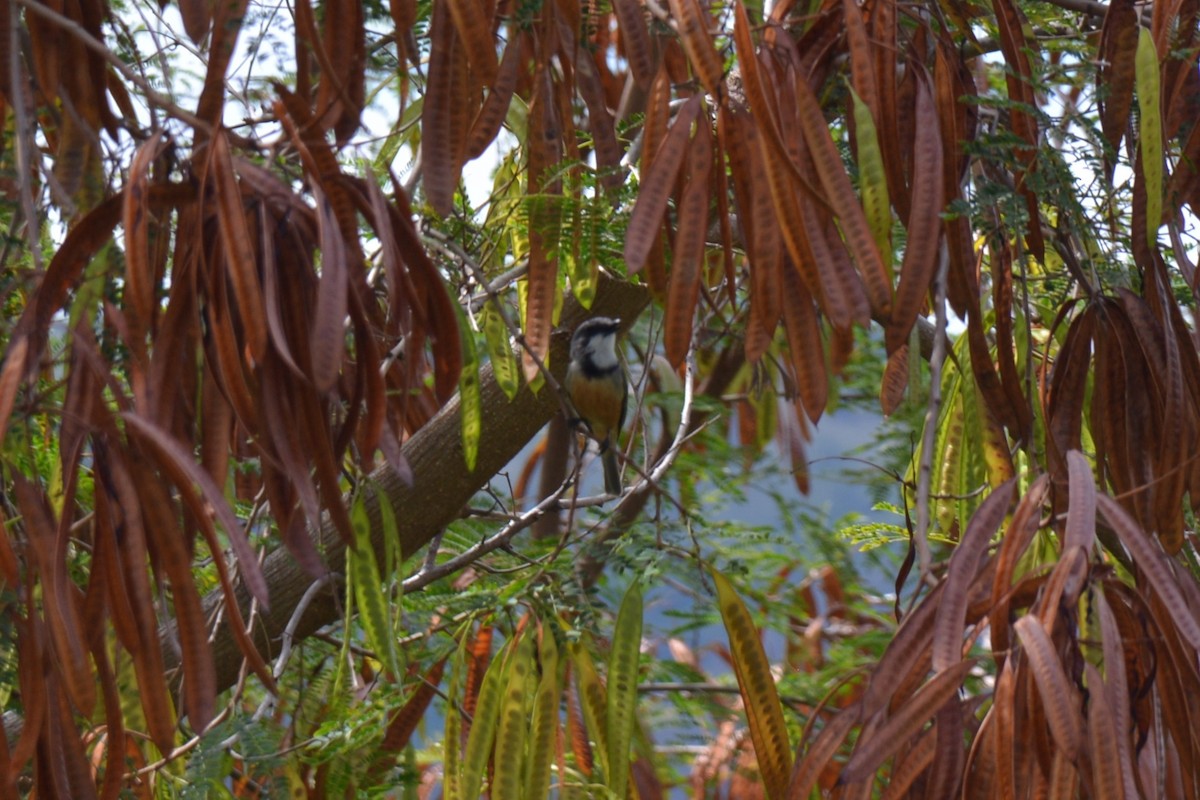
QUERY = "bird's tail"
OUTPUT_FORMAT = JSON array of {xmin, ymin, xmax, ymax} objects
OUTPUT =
[{"xmin": 602, "ymin": 448, "xmax": 622, "ymax": 495}]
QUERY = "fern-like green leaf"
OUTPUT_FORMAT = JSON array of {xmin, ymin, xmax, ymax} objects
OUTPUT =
[
  {"xmin": 850, "ymin": 86, "xmax": 892, "ymax": 277},
  {"xmin": 712, "ymin": 568, "xmax": 792, "ymax": 800},
  {"xmin": 492, "ymin": 630, "xmax": 534, "ymax": 800},
  {"xmin": 1135, "ymin": 26, "xmax": 1162, "ymax": 248},
  {"xmin": 483, "ymin": 299, "xmax": 520, "ymax": 401},
  {"xmin": 525, "ymin": 622, "xmax": 560, "ymax": 800},
  {"xmin": 571, "ymin": 638, "xmax": 610, "ymax": 780},
  {"xmin": 606, "ymin": 581, "xmax": 643, "ymax": 799},
  {"xmin": 454, "ymin": 299, "xmax": 482, "ymax": 471},
  {"xmin": 460, "ymin": 636, "xmax": 509, "ymax": 799},
  {"xmin": 350, "ymin": 494, "xmax": 401, "ymax": 679}
]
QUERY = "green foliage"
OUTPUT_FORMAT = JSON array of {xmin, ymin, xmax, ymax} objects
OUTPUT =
[{"xmin": 7, "ymin": 0, "xmax": 1200, "ymax": 793}]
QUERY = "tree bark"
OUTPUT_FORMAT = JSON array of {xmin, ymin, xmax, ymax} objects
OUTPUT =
[{"xmin": 161, "ymin": 277, "xmax": 651, "ymax": 697}]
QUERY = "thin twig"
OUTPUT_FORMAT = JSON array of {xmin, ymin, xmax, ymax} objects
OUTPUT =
[
  {"xmin": 401, "ymin": 478, "xmax": 573, "ymax": 593},
  {"xmin": 912, "ymin": 245, "xmax": 951, "ymax": 598},
  {"xmin": 269, "ymin": 572, "xmax": 341, "ymax": 681}
]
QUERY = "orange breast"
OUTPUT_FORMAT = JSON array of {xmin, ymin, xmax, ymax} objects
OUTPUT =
[{"xmin": 567, "ymin": 372, "xmax": 623, "ymax": 442}]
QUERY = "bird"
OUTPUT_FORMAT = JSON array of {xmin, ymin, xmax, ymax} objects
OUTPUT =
[{"xmin": 565, "ymin": 316, "xmax": 628, "ymax": 495}]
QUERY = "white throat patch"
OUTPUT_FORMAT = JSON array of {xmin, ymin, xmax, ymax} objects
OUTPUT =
[{"xmin": 586, "ymin": 334, "xmax": 619, "ymax": 371}]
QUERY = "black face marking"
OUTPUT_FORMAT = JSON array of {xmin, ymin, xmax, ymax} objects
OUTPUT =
[
  {"xmin": 570, "ymin": 317, "xmax": 622, "ymax": 365},
  {"xmin": 578, "ymin": 350, "xmax": 619, "ymax": 379}
]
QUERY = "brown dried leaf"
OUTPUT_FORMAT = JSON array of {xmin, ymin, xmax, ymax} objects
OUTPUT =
[
  {"xmin": 122, "ymin": 132, "xmax": 170, "ymax": 340},
  {"xmin": 625, "ymin": 95, "xmax": 702, "ymax": 273},
  {"xmin": 642, "ymin": 64, "xmax": 672, "ymax": 178},
  {"xmin": 1014, "ymin": 615, "xmax": 1082, "ymax": 761},
  {"xmin": 793, "ymin": 73, "xmax": 891, "ymax": 317},
  {"xmin": 1097, "ymin": 493, "xmax": 1200, "ymax": 648},
  {"xmin": 386, "ymin": 177, "xmax": 462, "ymax": 402},
  {"xmin": 370, "ymin": 658, "xmax": 448, "ymax": 777},
  {"xmin": 199, "ymin": 364, "xmax": 233, "ymax": 491},
  {"xmin": 1047, "ymin": 306, "xmax": 1095, "ymax": 475},
  {"xmin": 781, "ymin": 261, "xmax": 827, "ymax": 423},
  {"xmin": 730, "ymin": 2, "xmax": 826, "ymax": 204},
  {"xmin": 259, "ymin": 361, "xmax": 321, "ymax": 528},
  {"xmin": 878, "ymin": 722, "xmax": 937, "ymax": 800},
  {"xmin": 566, "ymin": 30, "xmax": 625, "ymax": 192},
  {"xmin": 989, "ymin": 474, "xmax": 1049, "ymax": 664},
  {"xmin": 349, "ymin": 294, "xmax": 386, "ymax": 465},
  {"xmin": 841, "ymin": 658, "xmax": 976, "ymax": 783},
  {"xmin": 1047, "ymin": 746, "xmax": 1079, "ymax": 798},
  {"xmin": 0, "ymin": 335, "xmax": 29, "ymax": 456},
  {"xmin": 735, "ymin": 123, "xmax": 782, "ymax": 360},
  {"xmin": 1150, "ymin": 290, "xmax": 1187, "ymax": 553},
  {"xmin": 665, "ymin": 109, "xmax": 711, "ymax": 368},
  {"xmin": 566, "ymin": 663, "xmax": 594, "ymax": 776},
  {"xmin": 880, "ymin": 344, "xmax": 908, "ymax": 416},
  {"xmin": 522, "ymin": 67, "xmax": 561, "ymax": 384},
  {"xmin": 990, "ymin": 241, "xmax": 1034, "ymax": 440},
  {"xmin": 132, "ymin": 462, "xmax": 215, "ymax": 733},
  {"xmin": 1064, "ymin": 450, "xmax": 1097, "ymax": 553},
  {"xmin": 842, "ymin": 0, "xmax": 878, "ymax": 121},
  {"xmin": 669, "ymin": 0, "xmax": 724, "ymax": 100},
  {"xmin": 424, "ymin": 1, "xmax": 464, "ymax": 217},
  {"xmin": 935, "ymin": 44, "xmax": 978, "ymax": 321},
  {"xmin": 932, "ymin": 480, "xmax": 1015, "ymax": 673},
  {"xmin": 195, "ymin": 0, "xmax": 250, "ymax": 124},
  {"xmin": 92, "ymin": 482, "xmax": 140, "ymax": 653},
  {"xmin": 759, "ymin": 111, "xmax": 850, "ymax": 328},
  {"xmin": 205, "ymin": 269, "xmax": 260, "ymax": 429},
  {"xmin": 210, "ymin": 130, "xmax": 268, "ymax": 361},
  {"xmin": 121, "ymin": 412, "xmax": 270, "ymax": 608},
  {"xmin": 303, "ymin": 0, "xmax": 366, "ymax": 140},
  {"xmin": 862, "ymin": 583, "xmax": 941, "ymax": 716},
  {"xmin": 787, "ymin": 705, "xmax": 861, "ymax": 798},
  {"xmin": 8, "ymin": 612, "xmax": 46, "ymax": 776},
  {"xmin": 178, "ymin": 0, "xmax": 211, "ymax": 43},
  {"xmin": 777, "ymin": 399, "xmax": 809, "ymax": 494},
  {"xmin": 446, "ymin": 0, "xmax": 497, "ymax": 86},
  {"xmin": 611, "ymin": 0, "xmax": 654, "ymax": 88},
  {"xmin": 87, "ymin": 626, "xmax": 127, "ymax": 800},
  {"xmin": 1084, "ymin": 661, "xmax": 1124, "ymax": 800},
  {"xmin": 1038, "ymin": 547, "xmax": 1089, "ymax": 642},
  {"xmin": 463, "ymin": 624, "xmax": 494, "ymax": 728},
  {"xmin": 92, "ymin": 455, "xmax": 177, "ymax": 753},
  {"xmin": 17, "ymin": 185, "xmax": 186, "ymax": 375},
  {"xmin": 869, "ymin": 0, "xmax": 906, "ymax": 223},
  {"xmin": 49, "ymin": 683, "xmax": 98, "ymax": 800},
  {"xmin": 1095, "ymin": 588, "xmax": 1140, "ymax": 800},
  {"xmin": 257, "ymin": 209, "xmax": 306, "ymax": 377},
  {"xmin": 720, "ymin": 105, "xmax": 757, "ymax": 255},
  {"xmin": 466, "ymin": 31, "xmax": 523, "ymax": 160},
  {"xmin": 886, "ymin": 71, "xmax": 943, "ymax": 354},
  {"xmin": 744, "ymin": 266, "xmax": 776, "ymax": 364},
  {"xmin": 1098, "ymin": 0, "xmax": 1139, "ymax": 171},
  {"xmin": 13, "ymin": 479, "xmax": 96, "ymax": 718},
  {"xmin": 146, "ymin": 221, "xmax": 202, "ymax": 428},
  {"xmin": 992, "ymin": 0, "xmax": 1045, "ymax": 260},
  {"xmin": 711, "ymin": 115, "xmax": 737, "ymax": 307},
  {"xmin": 310, "ymin": 192, "xmax": 348, "ymax": 392},
  {"xmin": 924, "ymin": 694, "xmax": 967, "ymax": 799}
]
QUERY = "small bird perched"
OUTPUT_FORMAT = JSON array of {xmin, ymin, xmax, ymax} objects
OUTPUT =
[{"xmin": 565, "ymin": 317, "xmax": 628, "ymax": 494}]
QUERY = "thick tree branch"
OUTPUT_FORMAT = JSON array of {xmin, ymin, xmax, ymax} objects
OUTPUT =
[{"xmin": 161, "ymin": 277, "xmax": 651, "ymax": 698}]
